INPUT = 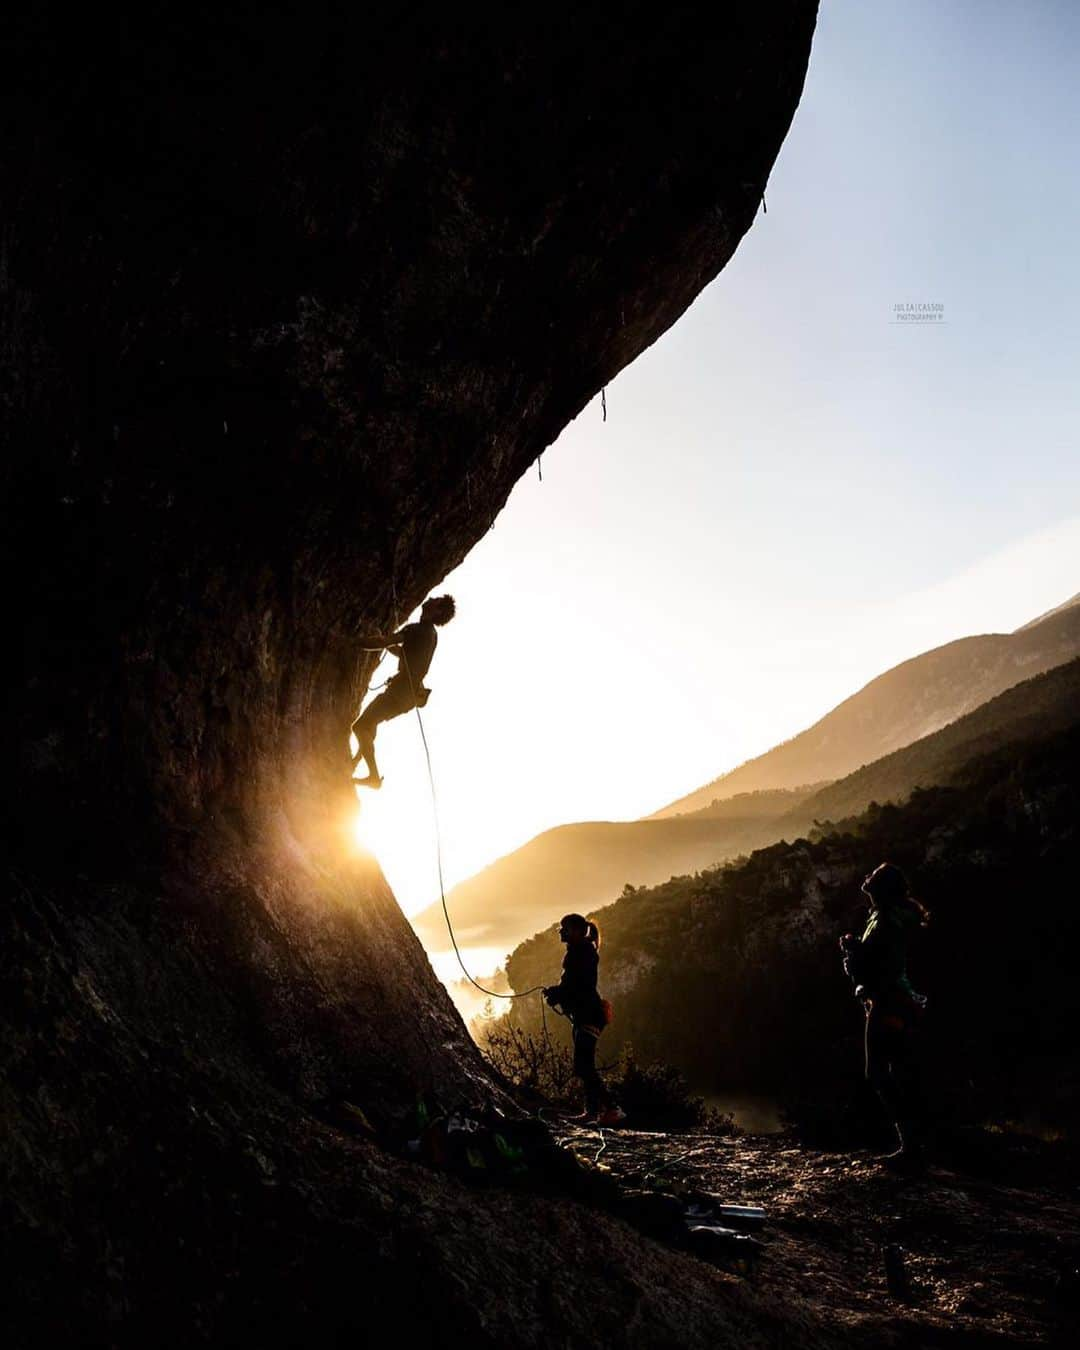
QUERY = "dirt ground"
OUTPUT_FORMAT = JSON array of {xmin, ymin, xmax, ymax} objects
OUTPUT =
[{"xmin": 551, "ymin": 1123, "xmax": 1080, "ymax": 1347}]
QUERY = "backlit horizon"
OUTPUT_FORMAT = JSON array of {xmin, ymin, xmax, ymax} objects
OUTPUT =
[{"xmin": 350, "ymin": 1, "xmax": 1080, "ymax": 934}]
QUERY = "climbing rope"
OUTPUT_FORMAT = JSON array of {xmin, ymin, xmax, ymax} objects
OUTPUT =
[
  {"xmin": 353, "ymin": 621, "xmax": 585, "ymax": 1128},
  {"xmin": 538, "ymin": 985, "xmax": 565, "ymax": 1083},
  {"xmin": 399, "ymin": 653, "xmax": 546, "ymax": 1005}
]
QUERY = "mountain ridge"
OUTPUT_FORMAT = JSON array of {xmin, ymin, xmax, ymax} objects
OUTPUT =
[
  {"xmin": 648, "ymin": 598, "xmax": 1080, "ymax": 819},
  {"xmin": 1014, "ymin": 590, "xmax": 1080, "ymax": 632},
  {"xmin": 415, "ymin": 599, "xmax": 1080, "ymax": 957},
  {"xmin": 410, "ymin": 787, "xmax": 817, "ymax": 953},
  {"xmin": 502, "ymin": 716, "xmax": 1080, "ymax": 1133},
  {"xmin": 787, "ymin": 656, "xmax": 1080, "ymax": 827}
]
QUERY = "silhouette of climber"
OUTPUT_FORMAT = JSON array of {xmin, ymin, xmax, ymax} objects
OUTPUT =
[
  {"xmin": 840, "ymin": 862, "xmax": 930, "ymax": 1172},
  {"xmin": 351, "ymin": 594, "xmax": 456, "ymax": 788},
  {"xmin": 545, "ymin": 914, "xmax": 625, "ymax": 1127}
]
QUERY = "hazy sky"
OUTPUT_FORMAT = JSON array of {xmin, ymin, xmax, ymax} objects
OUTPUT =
[{"xmin": 353, "ymin": 0, "xmax": 1080, "ymax": 934}]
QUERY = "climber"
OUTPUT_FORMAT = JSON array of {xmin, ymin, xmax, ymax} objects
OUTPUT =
[
  {"xmin": 839, "ymin": 862, "xmax": 930, "ymax": 1173},
  {"xmin": 545, "ymin": 914, "xmax": 625, "ymax": 1127},
  {"xmin": 351, "ymin": 594, "xmax": 456, "ymax": 788}
]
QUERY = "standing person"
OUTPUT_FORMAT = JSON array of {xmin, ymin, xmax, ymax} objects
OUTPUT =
[
  {"xmin": 351, "ymin": 594, "xmax": 456, "ymax": 788},
  {"xmin": 840, "ymin": 862, "xmax": 930, "ymax": 1172},
  {"xmin": 545, "ymin": 914, "xmax": 625, "ymax": 1126}
]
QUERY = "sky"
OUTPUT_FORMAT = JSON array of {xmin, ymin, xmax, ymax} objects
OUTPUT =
[{"xmin": 351, "ymin": 0, "xmax": 1080, "ymax": 939}]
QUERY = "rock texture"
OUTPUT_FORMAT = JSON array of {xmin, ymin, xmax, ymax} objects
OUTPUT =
[
  {"xmin": 3, "ymin": 4, "xmax": 819, "ymax": 1345},
  {"xmin": 552, "ymin": 1122, "xmax": 1080, "ymax": 1348}
]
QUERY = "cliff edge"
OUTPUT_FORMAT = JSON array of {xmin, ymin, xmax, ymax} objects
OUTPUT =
[{"xmin": 2, "ymin": 6, "xmax": 818, "ymax": 1343}]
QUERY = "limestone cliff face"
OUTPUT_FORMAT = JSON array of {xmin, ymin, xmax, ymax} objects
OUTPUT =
[{"xmin": 3, "ymin": 6, "xmax": 818, "ymax": 1343}]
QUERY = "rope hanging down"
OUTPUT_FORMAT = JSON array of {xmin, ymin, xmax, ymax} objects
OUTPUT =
[{"xmin": 400, "ymin": 655, "xmax": 545, "ymax": 1003}]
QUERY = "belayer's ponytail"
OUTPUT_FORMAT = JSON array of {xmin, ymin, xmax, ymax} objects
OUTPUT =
[{"xmin": 561, "ymin": 913, "xmax": 602, "ymax": 948}]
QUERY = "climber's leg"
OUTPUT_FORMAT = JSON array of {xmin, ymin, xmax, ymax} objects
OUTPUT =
[
  {"xmin": 351, "ymin": 683, "xmax": 415, "ymax": 786},
  {"xmin": 351, "ymin": 713, "xmax": 382, "ymax": 788}
]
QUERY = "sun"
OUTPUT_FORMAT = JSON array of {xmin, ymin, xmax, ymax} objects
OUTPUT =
[
  {"xmin": 350, "ymin": 799, "xmax": 371, "ymax": 853},
  {"xmin": 350, "ymin": 787, "xmax": 395, "ymax": 855},
  {"xmin": 347, "ymin": 765, "xmax": 442, "ymax": 923}
]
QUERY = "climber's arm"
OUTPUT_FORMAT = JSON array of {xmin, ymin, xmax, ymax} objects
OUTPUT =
[{"xmin": 356, "ymin": 627, "xmax": 408, "ymax": 651}]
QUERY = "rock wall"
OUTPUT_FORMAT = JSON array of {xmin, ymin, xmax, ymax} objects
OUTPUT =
[{"xmin": 3, "ymin": 5, "xmax": 819, "ymax": 1343}]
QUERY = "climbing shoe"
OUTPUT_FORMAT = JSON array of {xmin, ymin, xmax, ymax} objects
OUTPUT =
[
  {"xmin": 352, "ymin": 773, "xmax": 384, "ymax": 790},
  {"xmin": 596, "ymin": 1106, "xmax": 627, "ymax": 1127}
]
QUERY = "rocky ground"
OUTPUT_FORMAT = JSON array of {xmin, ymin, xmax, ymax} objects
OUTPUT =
[{"xmin": 551, "ymin": 1122, "xmax": 1080, "ymax": 1347}]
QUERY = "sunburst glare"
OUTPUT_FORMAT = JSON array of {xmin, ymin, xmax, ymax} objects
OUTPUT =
[{"xmin": 346, "ymin": 724, "xmax": 446, "ymax": 922}]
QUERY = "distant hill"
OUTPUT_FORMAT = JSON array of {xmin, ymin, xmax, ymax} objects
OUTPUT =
[
  {"xmin": 649, "ymin": 598, "xmax": 1080, "ymax": 818},
  {"xmin": 448, "ymin": 653, "xmax": 1080, "ymax": 962},
  {"xmin": 789, "ymin": 656, "xmax": 1080, "ymax": 826},
  {"xmin": 504, "ymin": 717, "xmax": 1080, "ymax": 1134},
  {"xmin": 416, "ymin": 596, "xmax": 1080, "ymax": 958},
  {"xmin": 1015, "ymin": 590, "xmax": 1080, "ymax": 632},
  {"xmin": 665, "ymin": 655, "xmax": 1080, "ymax": 843},
  {"xmin": 408, "ymin": 788, "xmax": 816, "ymax": 955}
]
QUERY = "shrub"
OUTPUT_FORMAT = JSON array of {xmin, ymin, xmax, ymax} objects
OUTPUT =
[
  {"xmin": 611, "ymin": 1044, "xmax": 739, "ymax": 1133},
  {"xmin": 478, "ymin": 1014, "xmax": 576, "ymax": 1104},
  {"xmin": 477, "ymin": 1017, "xmax": 738, "ymax": 1132}
]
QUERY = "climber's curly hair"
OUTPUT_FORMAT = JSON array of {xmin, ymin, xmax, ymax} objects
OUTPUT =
[{"xmin": 421, "ymin": 594, "xmax": 456, "ymax": 626}]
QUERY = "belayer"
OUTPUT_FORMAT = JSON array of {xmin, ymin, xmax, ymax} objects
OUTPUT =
[
  {"xmin": 544, "ymin": 914, "xmax": 625, "ymax": 1127},
  {"xmin": 351, "ymin": 594, "xmax": 456, "ymax": 788},
  {"xmin": 840, "ymin": 862, "xmax": 930, "ymax": 1172}
]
